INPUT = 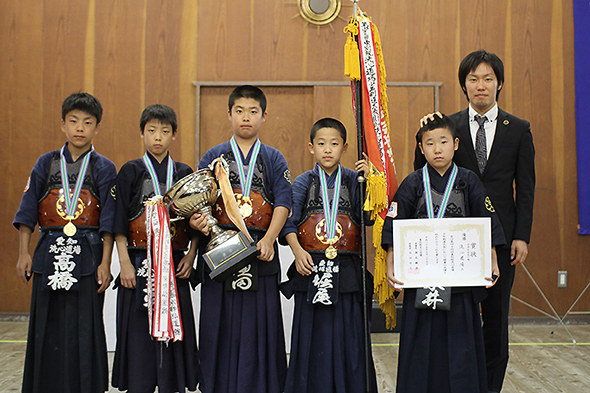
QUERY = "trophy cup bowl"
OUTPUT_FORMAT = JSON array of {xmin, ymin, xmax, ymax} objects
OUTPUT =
[
  {"xmin": 164, "ymin": 164, "xmax": 259, "ymax": 282},
  {"xmin": 163, "ymin": 168, "xmax": 236, "ymax": 251}
]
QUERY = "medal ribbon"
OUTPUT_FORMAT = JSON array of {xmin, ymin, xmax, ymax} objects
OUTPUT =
[
  {"xmin": 146, "ymin": 198, "xmax": 183, "ymax": 342},
  {"xmin": 142, "ymin": 153, "xmax": 174, "ymax": 196},
  {"xmin": 229, "ymin": 137, "xmax": 261, "ymax": 198},
  {"xmin": 422, "ymin": 163, "xmax": 458, "ymax": 219},
  {"xmin": 318, "ymin": 163, "xmax": 342, "ymax": 240},
  {"xmin": 60, "ymin": 145, "xmax": 94, "ymax": 218}
]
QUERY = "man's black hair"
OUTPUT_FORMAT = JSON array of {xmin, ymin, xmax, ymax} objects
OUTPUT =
[{"xmin": 458, "ymin": 49, "xmax": 504, "ymax": 101}]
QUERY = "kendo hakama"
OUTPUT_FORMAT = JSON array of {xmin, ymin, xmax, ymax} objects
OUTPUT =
[
  {"xmin": 24, "ymin": 249, "xmax": 110, "ymax": 393},
  {"xmin": 14, "ymin": 147, "xmax": 117, "ymax": 393},
  {"xmin": 111, "ymin": 154, "xmax": 199, "ymax": 393},
  {"xmin": 382, "ymin": 165, "xmax": 506, "ymax": 393},
  {"xmin": 395, "ymin": 287, "xmax": 488, "ymax": 393},
  {"xmin": 197, "ymin": 268, "xmax": 286, "ymax": 393},
  {"xmin": 281, "ymin": 167, "xmax": 378, "ymax": 393},
  {"xmin": 196, "ymin": 142, "xmax": 291, "ymax": 393},
  {"xmin": 112, "ymin": 251, "xmax": 199, "ymax": 393},
  {"xmin": 283, "ymin": 258, "xmax": 378, "ymax": 393}
]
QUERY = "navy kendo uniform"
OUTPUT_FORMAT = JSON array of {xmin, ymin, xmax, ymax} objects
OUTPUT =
[
  {"xmin": 381, "ymin": 163, "xmax": 505, "ymax": 393},
  {"xmin": 111, "ymin": 151, "xmax": 199, "ymax": 393},
  {"xmin": 280, "ymin": 164, "xmax": 378, "ymax": 393},
  {"xmin": 196, "ymin": 141, "xmax": 291, "ymax": 393},
  {"xmin": 14, "ymin": 144, "xmax": 117, "ymax": 393}
]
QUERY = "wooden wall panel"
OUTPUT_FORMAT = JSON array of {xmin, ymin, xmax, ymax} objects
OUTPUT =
[
  {"xmin": 0, "ymin": 1, "xmax": 45, "ymax": 312},
  {"xmin": 252, "ymin": 1, "xmax": 308, "ymax": 81},
  {"xmin": 199, "ymin": 86, "xmax": 314, "ymax": 178},
  {"xmin": 197, "ymin": 1, "xmax": 253, "ymax": 81},
  {"xmin": 311, "ymin": 86, "xmax": 357, "ymax": 169},
  {"xmin": 41, "ymin": 0, "xmax": 88, "ymax": 135},
  {"xmin": 0, "ymin": 0, "xmax": 583, "ymax": 317},
  {"xmin": 144, "ymin": 0, "xmax": 186, "ymax": 161},
  {"xmin": 94, "ymin": 0, "xmax": 146, "ymax": 167}
]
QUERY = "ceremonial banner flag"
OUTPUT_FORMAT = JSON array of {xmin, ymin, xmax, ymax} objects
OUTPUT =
[{"xmin": 345, "ymin": 9, "xmax": 398, "ymax": 328}]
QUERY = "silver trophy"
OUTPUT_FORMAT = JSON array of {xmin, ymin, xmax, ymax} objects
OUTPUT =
[
  {"xmin": 163, "ymin": 167, "xmax": 235, "ymax": 251},
  {"xmin": 163, "ymin": 161, "xmax": 258, "ymax": 281}
]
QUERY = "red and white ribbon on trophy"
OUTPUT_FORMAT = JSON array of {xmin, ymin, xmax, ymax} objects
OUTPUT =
[{"xmin": 145, "ymin": 196, "xmax": 183, "ymax": 342}]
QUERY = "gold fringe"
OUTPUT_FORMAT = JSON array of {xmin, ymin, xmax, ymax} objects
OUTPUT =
[
  {"xmin": 371, "ymin": 22, "xmax": 397, "ymax": 330},
  {"xmin": 366, "ymin": 166, "xmax": 397, "ymax": 329},
  {"xmin": 372, "ymin": 217, "xmax": 397, "ymax": 329}
]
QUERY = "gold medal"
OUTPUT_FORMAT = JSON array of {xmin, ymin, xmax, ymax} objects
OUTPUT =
[
  {"xmin": 240, "ymin": 201, "xmax": 253, "ymax": 218},
  {"xmin": 325, "ymin": 244, "xmax": 337, "ymax": 260},
  {"xmin": 63, "ymin": 220, "xmax": 77, "ymax": 237}
]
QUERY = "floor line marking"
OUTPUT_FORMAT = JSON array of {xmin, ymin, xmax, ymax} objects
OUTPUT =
[{"xmin": 371, "ymin": 342, "xmax": 590, "ymax": 347}]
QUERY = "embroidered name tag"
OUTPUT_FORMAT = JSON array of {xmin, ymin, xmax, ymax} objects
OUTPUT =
[
  {"xmin": 47, "ymin": 236, "xmax": 81, "ymax": 290},
  {"xmin": 308, "ymin": 259, "xmax": 340, "ymax": 305}
]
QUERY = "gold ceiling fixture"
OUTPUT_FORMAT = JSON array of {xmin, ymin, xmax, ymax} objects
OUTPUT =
[
  {"xmin": 298, "ymin": 0, "xmax": 341, "ymax": 25},
  {"xmin": 287, "ymin": 0, "xmax": 349, "ymax": 33}
]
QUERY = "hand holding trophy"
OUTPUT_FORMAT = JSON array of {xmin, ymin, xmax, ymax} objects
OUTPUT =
[{"xmin": 163, "ymin": 156, "xmax": 258, "ymax": 280}]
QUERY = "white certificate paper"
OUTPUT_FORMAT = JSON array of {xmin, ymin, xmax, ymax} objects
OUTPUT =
[{"xmin": 392, "ymin": 217, "xmax": 491, "ymax": 288}]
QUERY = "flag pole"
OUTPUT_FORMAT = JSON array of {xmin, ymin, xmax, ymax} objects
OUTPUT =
[
  {"xmin": 350, "ymin": 2, "xmax": 372, "ymax": 391},
  {"xmin": 356, "ymin": 79, "xmax": 372, "ymax": 393}
]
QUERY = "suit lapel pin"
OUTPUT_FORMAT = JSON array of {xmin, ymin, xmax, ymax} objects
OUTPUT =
[{"xmin": 503, "ymin": 119, "xmax": 509, "ymax": 126}]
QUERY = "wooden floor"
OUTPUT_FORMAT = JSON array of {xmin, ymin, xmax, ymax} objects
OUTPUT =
[{"xmin": 1, "ymin": 321, "xmax": 589, "ymax": 392}]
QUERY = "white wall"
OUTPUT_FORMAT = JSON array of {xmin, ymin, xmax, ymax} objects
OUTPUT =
[{"xmin": 104, "ymin": 245, "xmax": 295, "ymax": 353}]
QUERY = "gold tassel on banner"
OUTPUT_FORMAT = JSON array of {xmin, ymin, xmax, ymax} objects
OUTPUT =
[
  {"xmin": 374, "ymin": 225, "xmax": 397, "ymax": 329},
  {"xmin": 372, "ymin": 222, "xmax": 397, "ymax": 329},
  {"xmin": 365, "ymin": 164, "xmax": 397, "ymax": 329},
  {"xmin": 343, "ymin": 20, "xmax": 360, "ymax": 81},
  {"xmin": 364, "ymin": 165, "xmax": 388, "ymax": 221}
]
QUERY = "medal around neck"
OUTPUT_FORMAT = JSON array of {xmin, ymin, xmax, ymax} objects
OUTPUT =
[
  {"xmin": 63, "ymin": 220, "xmax": 77, "ymax": 236},
  {"xmin": 318, "ymin": 164, "xmax": 342, "ymax": 260},
  {"xmin": 237, "ymin": 195, "xmax": 253, "ymax": 218},
  {"xmin": 60, "ymin": 146, "xmax": 93, "ymax": 236},
  {"xmin": 240, "ymin": 202, "xmax": 253, "ymax": 218},
  {"xmin": 325, "ymin": 243, "xmax": 338, "ymax": 259},
  {"xmin": 163, "ymin": 156, "xmax": 258, "ymax": 281}
]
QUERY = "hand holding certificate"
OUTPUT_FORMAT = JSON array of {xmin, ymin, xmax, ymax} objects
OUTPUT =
[{"xmin": 391, "ymin": 217, "xmax": 497, "ymax": 288}]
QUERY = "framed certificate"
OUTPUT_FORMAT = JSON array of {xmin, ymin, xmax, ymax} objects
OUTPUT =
[{"xmin": 392, "ymin": 217, "xmax": 491, "ymax": 288}]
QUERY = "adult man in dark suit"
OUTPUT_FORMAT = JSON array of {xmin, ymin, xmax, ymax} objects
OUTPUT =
[{"xmin": 415, "ymin": 50, "xmax": 535, "ymax": 392}]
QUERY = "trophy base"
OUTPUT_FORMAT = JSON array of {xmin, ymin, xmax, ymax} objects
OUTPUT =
[{"xmin": 204, "ymin": 231, "xmax": 259, "ymax": 282}]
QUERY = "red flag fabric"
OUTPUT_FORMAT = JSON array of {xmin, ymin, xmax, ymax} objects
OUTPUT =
[{"xmin": 347, "ymin": 13, "xmax": 398, "ymax": 329}]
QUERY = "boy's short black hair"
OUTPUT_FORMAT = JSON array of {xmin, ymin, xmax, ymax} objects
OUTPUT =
[
  {"xmin": 310, "ymin": 117, "xmax": 347, "ymax": 144},
  {"xmin": 416, "ymin": 113, "xmax": 457, "ymax": 144},
  {"xmin": 458, "ymin": 49, "xmax": 505, "ymax": 101},
  {"xmin": 62, "ymin": 92, "xmax": 103, "ymax": 123},
  {"xmin": 228, "ymin": 85, "xmax": 267, "ymax": 113},
  {"xmin": 140, "ymin": 104, "xmax": 178, "ymax": 134}
]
